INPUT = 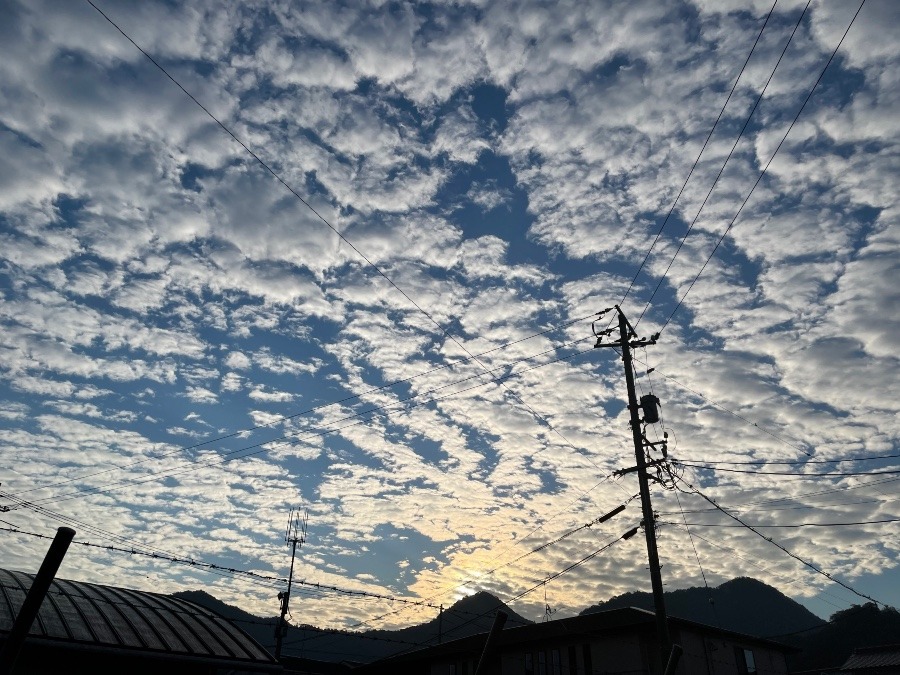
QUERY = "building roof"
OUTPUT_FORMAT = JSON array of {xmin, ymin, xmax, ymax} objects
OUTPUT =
[
  {"xmin": 841, "ymin": 644, "xmax": 900, "ymax": 670},
  {"xmin": 358, "ymin": 606, "xmax": 795, "ymax": 671},
  {"xmin": 0, "ymin": 568, "xmax": 278, "ymax": 670}
]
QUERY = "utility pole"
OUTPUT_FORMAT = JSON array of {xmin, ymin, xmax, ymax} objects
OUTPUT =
[
  {"xmin": 595, "ymin": 306, "xmax": 671, "ymax": 668},
  {"xmin": 274, "ymin": 508, "xmax": 308, "ymax": 661}
]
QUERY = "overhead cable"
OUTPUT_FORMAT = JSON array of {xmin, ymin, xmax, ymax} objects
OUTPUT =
[
  {"xmin": 83, "ymin": 0, "xmax": 610, "ymax": 518},
  {"xmin": 660, "ymin": 0, "xmax": 867, "ymax": 333},
  {"xmin": 632, "ymin": 355, "xmax": 812, "ymax": 457},
  {"xmin": 680, "ymin": 453, "xmax": 900, "ymax": 466},
  {"xmin": 4, "ymin": 339, "xmax": 597, "ymax": 510},
  {"xmin": 673, "ymin": 460, "xmax": 900, "ymax": 478},
  {"xmin": 634, "ymin": 0, "xmax": 810, "ymax": 328},
  {"xmin": 287, "ymin": 490, "xmax": 635, "ymax": 641},
  {"xmin": 676, "ymin": 478, "xmax": 884, "ymax": 607},
  {"xmin": 663, "ymin": 517, "xmax": 900, "ymax": 528},
  {"xmin": 663, "ymin": 521, "xmax": 853, "ymax": 613},
  {"xmin": 616, "ymin": 0, "xmax": 779, "ymax": 310},
  {"xmin": 9, "ymin": 314, "xmax": 600, "ymax": 500}
]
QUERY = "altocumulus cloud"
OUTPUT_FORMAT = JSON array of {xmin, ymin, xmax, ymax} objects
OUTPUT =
[{"xmin": 0, "ymin": 0, "xmax": 898, "ymax": 628}]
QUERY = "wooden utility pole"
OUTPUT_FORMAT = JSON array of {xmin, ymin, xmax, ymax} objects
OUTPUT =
[{"xmin": 595, "ymin": 306, "xmax": 671, "ymax": 666}]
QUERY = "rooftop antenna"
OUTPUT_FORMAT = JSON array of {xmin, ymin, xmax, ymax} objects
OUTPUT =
[{"xmin": 274, "ymin": 507, "xmax": 308, "ymax": 660}]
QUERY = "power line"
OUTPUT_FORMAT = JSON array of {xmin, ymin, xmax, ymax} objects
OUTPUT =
[
  {"xmin": 662, "ymin": 475, "xmax": 900, "ymax": 519},
  {"xmin": 9, "ymin": 314, "xmax": 601, "ymax": 500},
  {"xmin": 660, "ymin": 0, "xmax": 867, "ymax": 333},
  {"xmin": 479, "ymin": 496, "xmax": 637, "ymax": 581},
  {"xmin": 302, "ymin": 525, "xmax": 638, "ymax": 658},
  {"xmin": 82, "ymin": 0, "xmax": 612, "ymax": 528},
  {"xmin": 676, "ymin": 477, "xmax": 884, "ymax": 607},
  {"xmin": 0, "ymin": 494, "xmax": 631, "ymax": 629},
  {"xmin": 0, "ymin": 523, "xmax": 282, "ymax": 585},
  {"xmin": 631, "ymin": 355, "xmax": 812, "ymax": 458},
  {"xmin": 678, "ymin": 453, "xmax": 900, "ymax": 466},
  {"xmin": 672, "ymin": 460, "xmax": 900, "ymax": 479},
  {"xmin": 662, "ymin": 521, "xmax": 851, "ymax": 613},
  {"xmin": 276, "ymin": 493, "xmax": 636, "ymax": 648},
  {"xmin": 293, "ymin": 487, "xmax": 634, "ymax": 640},
  {"xmin": 4, "ymin": 338, "xmax": 598, "ymax": 510},
  {"xmin": 0, "ymin": 524, "xmax": 482, "ymax": 617},
  {"xmin": 663, "ymin": 517, "xmax": 900, "ymax": 528},
  {"xmin": 634, "ymin": 1, "xmax": 810, "ymax": 329},
  {"xmin": 673, "ymin": 489, "xmax": 720, "ymax": 627},
  {"xmin": 0, "ymin": 499, "xmax": 262, "ymax": 588},
  {"xmin": 659, "ymin": 495, "xmax": 895, "ymax": 516},
  {"xmin": 616, "ymin": 0, "xmax": 779, "ymax": 310}
]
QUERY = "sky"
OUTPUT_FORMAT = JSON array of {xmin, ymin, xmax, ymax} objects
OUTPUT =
[{"xmin": 1, "ymin": 0, "xmax": 898, "ymax": 648}]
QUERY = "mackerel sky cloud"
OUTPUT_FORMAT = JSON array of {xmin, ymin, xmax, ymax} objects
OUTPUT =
[{"xmin": 1, "ymin": 0, "xmax": 898, "ymax": 635}]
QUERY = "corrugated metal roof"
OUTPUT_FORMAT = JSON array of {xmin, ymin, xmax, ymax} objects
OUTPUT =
[
  {"xmin": 842, "ymin": 645, "xmax": 900, "ymax": 669},
  {"xmin": 0, "ymin": 568, "xmax": 276, "ymax": 667}
]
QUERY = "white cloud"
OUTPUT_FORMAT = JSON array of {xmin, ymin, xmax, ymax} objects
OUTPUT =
[
  {"xmin": 184, "ymin": 386, "xmax": 218, "ymax": 403},
  {"xmin": 0, "ymin": 0, "xmax": 897, "ymax": 630},
  {"xmin": 248, "ymin": 386, "xmax": 295, "ymax": 403}
]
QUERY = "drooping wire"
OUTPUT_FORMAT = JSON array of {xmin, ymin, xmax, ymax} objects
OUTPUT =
[
  {"xmin": 82, "ymin": 0, "xmax": 617, "ymax": 529},
  {"xmin": 5, "ymin": 338, "xmax": 598, "ymax": 510},
  {"xmin": 634, "ymin": 1, "xmax": 811, "ymax": 329},
  {"xmin": 632, "ymin": 355, "xmax": 813, "ymax": 458},
  {"xmin": 292, "ymin": 525, "xmax": 638, "ymax": 657},
  {"xmin": 664, "ymin": 517, "xmax": 900, "ymax": 528},
  {"xmin": 0, "ymin": 488, "xmax": 634, "ymax": 632},
  {"xmin": 659, "ymin": 0, "xmax": 867, "ymax": 334},
  {"xmin": 615, "ymin": 0, "xmax": 779, "ymax": 310},
  {"xmin": 0, "ymin": 524, "xmax": 523, "ymax": 624},
  {"xmin": 675, "ymin": 475, "xmax": 884, "ymax": 607},
  {"xmin": 661, "ymin": 474, "xmax": 900, "ymax": 516},
  {"xmin": 673, "ymin": 489, "xmax": 720, "ymax": 627},
  {"xmin": 9, "ymin": 313, "xmax": 601, "ymax": 500},
  {"xmin": 674, "ymin": 454, "xmax": 900, "ymax": 466},
  {"xmin": 671, "ymin": 461, "xmax": 900, "ymax": 479},
  {"xmin": 288, "ymin": 486, "xmax": 636, "ymax": 639},
  {"xmin": 662, "ymin": 522, "xmax": 851, "ymax": 613}
]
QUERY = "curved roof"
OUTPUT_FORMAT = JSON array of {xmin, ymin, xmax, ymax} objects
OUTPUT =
[{"xmin": 0, "ymin": 568, "xmax": 277, "ymax": 669}]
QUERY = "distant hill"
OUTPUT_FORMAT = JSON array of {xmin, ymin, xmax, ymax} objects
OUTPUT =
[
  {"xmin": 179, "ymin": 578, "xmax": 900, "ymax": 668},
  {"xmin": 173, "ymin": 588, "xmax": 528, "ymax": 663},
  {"xmin": 580, "ymin": 577, "xmax": 825, "ymax": 638},
  {"xmin": 786, "ymin": 603, "xmax": 900, "ymax": 672}
]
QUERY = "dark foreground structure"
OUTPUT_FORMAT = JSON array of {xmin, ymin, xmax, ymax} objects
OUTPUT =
[
  {"xmin": 357, "ymin": 606, "xmax": 794, "ymax": 675},
  {"xmin": 0, "ymin": 567, "xmax": 280, "ymax": 674},
  {"xmin": 836, "ymin": 644, "xmax": 900, "ymax": 674}
]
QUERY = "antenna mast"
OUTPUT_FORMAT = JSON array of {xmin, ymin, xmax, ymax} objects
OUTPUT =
[{"xmin": 274, "ymin": 507, "xmax": 308, "ymax": 660}]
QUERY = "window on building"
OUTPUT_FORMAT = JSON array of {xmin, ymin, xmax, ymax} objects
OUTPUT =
[
  {"xmin": 568, "ymin": 645, "xmax": 577, "ymax": 675},
  {"xmin": 582, "ymin": 644, "xmax": 593, "ymax": 675},
  {"xmin": 735, "ymin": 647, "xmax": 757, "ymax": 675},
  {"xmin": 525, "ymin": 652, "xmax": 534, "ymax": 675},
  {"xmin": 550, "ymin": 648, "xmax": 561, "ymax": 675},
  {"xmin": 538, "ymin": 649, "xmax": 547, "ymax": 675}
]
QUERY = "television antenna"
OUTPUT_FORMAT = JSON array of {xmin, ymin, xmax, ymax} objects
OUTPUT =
[{"xmin": 274, "ymin": 507, "xmax": 308, "ymax": 660}]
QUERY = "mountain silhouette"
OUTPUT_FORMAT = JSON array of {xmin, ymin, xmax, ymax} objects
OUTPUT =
[
  {"xmin": 580, "ymin": 577, "xmax": 824, "ymax": 638},
  {"xmin": 180, "ymin": 578, "xmax": 892, "ymax": 665},
  {"xmin": 785, "ymin": 603, "xmax": 900, "ymax": 671},
  {"xmin": 173, "ymin": 588, "xmax": 528, "ymax": 663}
]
